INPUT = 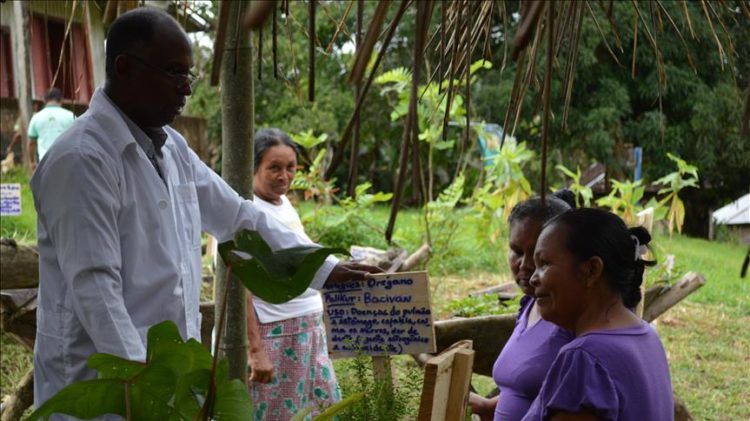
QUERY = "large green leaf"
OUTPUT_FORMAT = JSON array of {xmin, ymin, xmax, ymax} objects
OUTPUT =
[
  {"xmin": 218, "ymin": 229, "xmax": 347, "ymax": 304},
  {"xmin": 213, "ymin": 378, "xmax": 255, "ymax": 420},
  {"xmin": 26, "ymin": 321, "xmax": 249, "ymax": 421},
  {"xmin": 87, "ymin": 354, "xmax": 145, "ymax": 380},
  {"xmin": 28, "ymin": 380, "xmax": 126, "ymax": 420}
]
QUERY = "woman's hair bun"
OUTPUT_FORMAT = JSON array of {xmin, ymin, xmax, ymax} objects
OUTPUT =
[
  {"xmin": 552, "ymin": 188, "xmax": 577, "ymax": 209},
  {"xmin": 628, "ymin": 225, "xmax": 651, "ymax": 246}
]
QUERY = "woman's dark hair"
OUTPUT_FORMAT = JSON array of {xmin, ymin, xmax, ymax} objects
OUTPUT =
[
  {"xmin": 253, "ymin": 128, "xmax": 299, "ymax": 171},
  {"xmin": 105, "ymin": 8, "xmax": 181, "ymax": 79},
  {"xmin": 507, "ymin": 189, "xmax": 576, "ymax": 227},
  {"xmin": 546, "ymin": 208, "xmax": 655, "ymax": 308}
]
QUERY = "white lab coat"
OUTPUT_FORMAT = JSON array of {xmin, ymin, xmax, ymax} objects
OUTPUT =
[{"xmin": 30, "ymin": 89, "xmax": 335, "ymax": 410}]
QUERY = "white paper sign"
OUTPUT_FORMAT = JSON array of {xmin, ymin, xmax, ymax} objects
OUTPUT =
[
  {"xmin": 0, "ymin": 183, "xmax": 21, "ymax": 216},
  {"xmin": 322, "ymin": 271, "xmax": 436, "ymax": 358}
]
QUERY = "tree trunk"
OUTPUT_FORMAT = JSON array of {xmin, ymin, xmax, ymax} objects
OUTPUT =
[
  {"xmin": 12, "ymin": 1, "xmax": 33, "ymax": 172},
  {"xmin": 215, "ymin": 0, "xmax": 253, "ymax": 383}
]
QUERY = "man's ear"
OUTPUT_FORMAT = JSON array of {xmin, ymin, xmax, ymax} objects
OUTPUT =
[
  {"xmin": 580, "ymin": 256, "xmax": 604, "ymax": 288},
  {"xmin": 114, "ymin": 55, "xmax": 130, "ymax": 80}
]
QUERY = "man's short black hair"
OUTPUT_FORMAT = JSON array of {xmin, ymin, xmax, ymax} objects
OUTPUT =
[
  {"xmin": 44, "ymin": 87, "xmax": 63, "ymax": 102},
  {"xmin": 105, "ymin": 7, "xmax": 182, "ymax": 79}
]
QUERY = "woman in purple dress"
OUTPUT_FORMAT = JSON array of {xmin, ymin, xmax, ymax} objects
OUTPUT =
[
  {"xmin": 522, "ymin": 208, "xmax": 673, "ymax": 421},
  {"xmin": 470, "ymin": 192, "xmax": 575, "ymax": 421}
]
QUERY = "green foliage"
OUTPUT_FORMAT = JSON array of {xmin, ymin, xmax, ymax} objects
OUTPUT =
[
  {"xmin": 445, "ymin": 294, "xmax": 520, "ymax": 318},
  {"xmin": 596, "ymin": 179, "xmax": 645, "ymax": 225},
  {"xmin": 376, "ymin": 60, "xmax": 492, "ymax": 199},
  {"xmin": 290, "ymin": 149, "xmax": 338, "ymax": 203},
  {"xmin": 470, "ymin": 141, "xmax": 535, "ymax": 264},
  {"xmin": 291, "ymin": 393, "xmax": 366, "ymax": 421},
  {"xmin": 218, "ymin": 230, "xmax": 346, "ymax": 304},
  {"xmin": 424, "ymin": 174, "xmax": 466, "ymax": 272},
  {"xmin": 555, "ymin": 164, "xmax": 593, "ymax": 207},
  {"xmin": 28, "ymin": 321, "xmax": 250, "ymax": 421},
  {"xmin": 300, "ymin": 183, "xmax": 393, "ymax": 251},
  {"xmin": 335, "ymin": 354, "xmax": 423, "ymax": 420},
  {"xmin": 290, "ymin": 129, "xmax": 329, "ymax": 151},
  {"xmin": 653, "ymin": 153, "xmax": 700, "ymax": 236}
]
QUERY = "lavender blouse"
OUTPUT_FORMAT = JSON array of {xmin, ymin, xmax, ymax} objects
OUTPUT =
[
  {"xmin": 492, "ymin": 296, "xmax": 574, "ymax": 420},
  {"xmin": 521, "ymin": 321, "xmax": 674, "ymax": 421}
]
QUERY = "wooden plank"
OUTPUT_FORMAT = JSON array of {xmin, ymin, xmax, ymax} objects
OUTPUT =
[
  {"xmin": 418, "ymin": 341, "xmax": 473, "ymax": 421},
  {"xmin": 445, "ymin": 349, "xmax": 475, "ymax": 421},
  {"xmin": 418, "ymin": 349, "xmax": 456, "ymax": 420}
]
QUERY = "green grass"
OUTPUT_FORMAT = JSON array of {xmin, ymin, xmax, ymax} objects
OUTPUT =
[{"xmin": 652, "ymin": 235, "xmax": 749, "ymax": 314}]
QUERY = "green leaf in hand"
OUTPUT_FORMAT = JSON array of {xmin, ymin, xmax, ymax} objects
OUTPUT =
[{"xmin": 218, "ymin": 229, "xmax": 347, "ymax": 304}]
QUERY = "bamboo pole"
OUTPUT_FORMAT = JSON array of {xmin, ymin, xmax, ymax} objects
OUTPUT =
[{"xmin": 215, "ymin": 0, "xmax": 253, "ymax": 382}]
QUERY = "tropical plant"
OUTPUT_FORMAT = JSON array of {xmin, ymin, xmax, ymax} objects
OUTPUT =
[
  {"xmin": 470, "ymin": 140, "xmax": 535, "ymax": 259},
  {"xmin": 653, "ymin": 153, "xmax": 700, "ymax": 236},
  {"xmin": 376, "ymin": 60, "xmax": 492, "ymax": 200},
  {"xmin": 335, "ymin": 350, "xmax": 423, "ymax": 420},
  {"xmin": 291, "ymin": 149, "xmax": 338, "ymax": 204},
  {"xmin": 425, "ymin": 173, "xmax": 465, "ymax": 250},
  {"xmin": 291, "ymin": 129, "xmax": 329, "ymax": 151},
  {"xmin": 300, "ymin": 182, "xmax": 393, "ymax": 251},
  {"xmin": 555, "ymin": 164, "xmax": 593, "ymax": 207},
  {"xmin": 596, "ymin": 179, "xmax": 645, "ymax": 225}
]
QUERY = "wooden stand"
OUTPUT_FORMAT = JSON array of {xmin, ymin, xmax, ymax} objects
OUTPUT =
[{"xmin": 418, "ymin": 340, "xmax": 475, "ymax": 421}]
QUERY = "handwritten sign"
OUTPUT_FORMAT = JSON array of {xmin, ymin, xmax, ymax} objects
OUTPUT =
[
  {"xmin": 0, "ymin": 184, "xmax": 21, "ymax": 216},
  {"xmin": 323, "ymin": 271, "xmax": 436, "ymax": 358}
]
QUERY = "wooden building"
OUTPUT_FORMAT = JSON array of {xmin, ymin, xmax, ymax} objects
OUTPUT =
[{"xmin": 0, "ymin": 1, "xmax": 210, "ymax": 165}]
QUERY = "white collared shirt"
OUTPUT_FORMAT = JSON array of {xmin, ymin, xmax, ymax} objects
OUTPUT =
[{"xmin": 31, "ymin": 89, "xmax": 335, "ymax": 406}]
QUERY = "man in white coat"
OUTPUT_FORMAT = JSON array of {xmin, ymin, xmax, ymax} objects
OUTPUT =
[{"xmin": 30, "ymin": 7, "xmax": 376, "ymax": 409}]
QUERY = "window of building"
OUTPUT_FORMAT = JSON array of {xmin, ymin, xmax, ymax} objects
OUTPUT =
[
  {"xmin": 30, "ymin": 15, "xmax": 92, "ymax": 103},
  {"xmin": 0, "ymin": 27, "xmax": 14, "ymax": 98}
]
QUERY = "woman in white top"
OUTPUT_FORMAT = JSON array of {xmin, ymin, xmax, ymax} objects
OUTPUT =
[{"xmin": 246, "ymin": 128, "xmax": 341, "ymax": 419}]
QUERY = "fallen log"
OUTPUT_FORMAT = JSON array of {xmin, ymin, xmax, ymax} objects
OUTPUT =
[
  {"xmin": 401, "ymin": 243, "xmax": 431, "ymax": 271},
  {"xmin": 0, "ymin": 238, "xmax": 39, "ymax": 290},
  {"xmin": 0, "ymin": 289, "xmax": 37, "ymax": 351},
  {"xmin": 643, "ymin": 272, "xmax": 706, "ymax": 323}
]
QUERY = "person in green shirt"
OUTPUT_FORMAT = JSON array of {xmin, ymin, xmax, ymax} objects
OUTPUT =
[{"xmin": 27, "ymin": 88, "xmax": 75, "ymax": 169}]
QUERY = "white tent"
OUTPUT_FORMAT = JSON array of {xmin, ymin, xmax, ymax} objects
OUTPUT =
[
  {"xmin": 713, "ymin": 193, "xmax": 750, "ymax": 225},
  {"xmin": 711, "ymin": 193, "xmax": 750, "ymax": 244}
]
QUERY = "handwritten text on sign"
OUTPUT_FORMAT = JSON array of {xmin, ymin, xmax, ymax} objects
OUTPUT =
[
  {"xmin": 323, "ymin": 271, "xmax": 435, "ymax": 358},
  {"xmin": 0, "ymin": 184, "xmax": 21, "ymax": 216}
]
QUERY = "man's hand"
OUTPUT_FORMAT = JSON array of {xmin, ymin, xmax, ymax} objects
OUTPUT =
[
  {"xmin": 248, "ymin": 346, "xmax": 274, "ymax": 384},
  {"xmin": 325, "ymin": 262, "xmax": 383, "ymax": 285}
]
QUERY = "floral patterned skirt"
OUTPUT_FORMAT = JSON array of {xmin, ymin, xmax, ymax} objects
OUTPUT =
[{"xmin": 250, "ymin": 311, "xmax": 341, "ymax": 420}]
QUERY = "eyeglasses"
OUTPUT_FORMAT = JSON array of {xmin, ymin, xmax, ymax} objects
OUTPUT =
[{"xmin": 125, "ymin": 54, "xmax": 197, "ymax": 89}]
